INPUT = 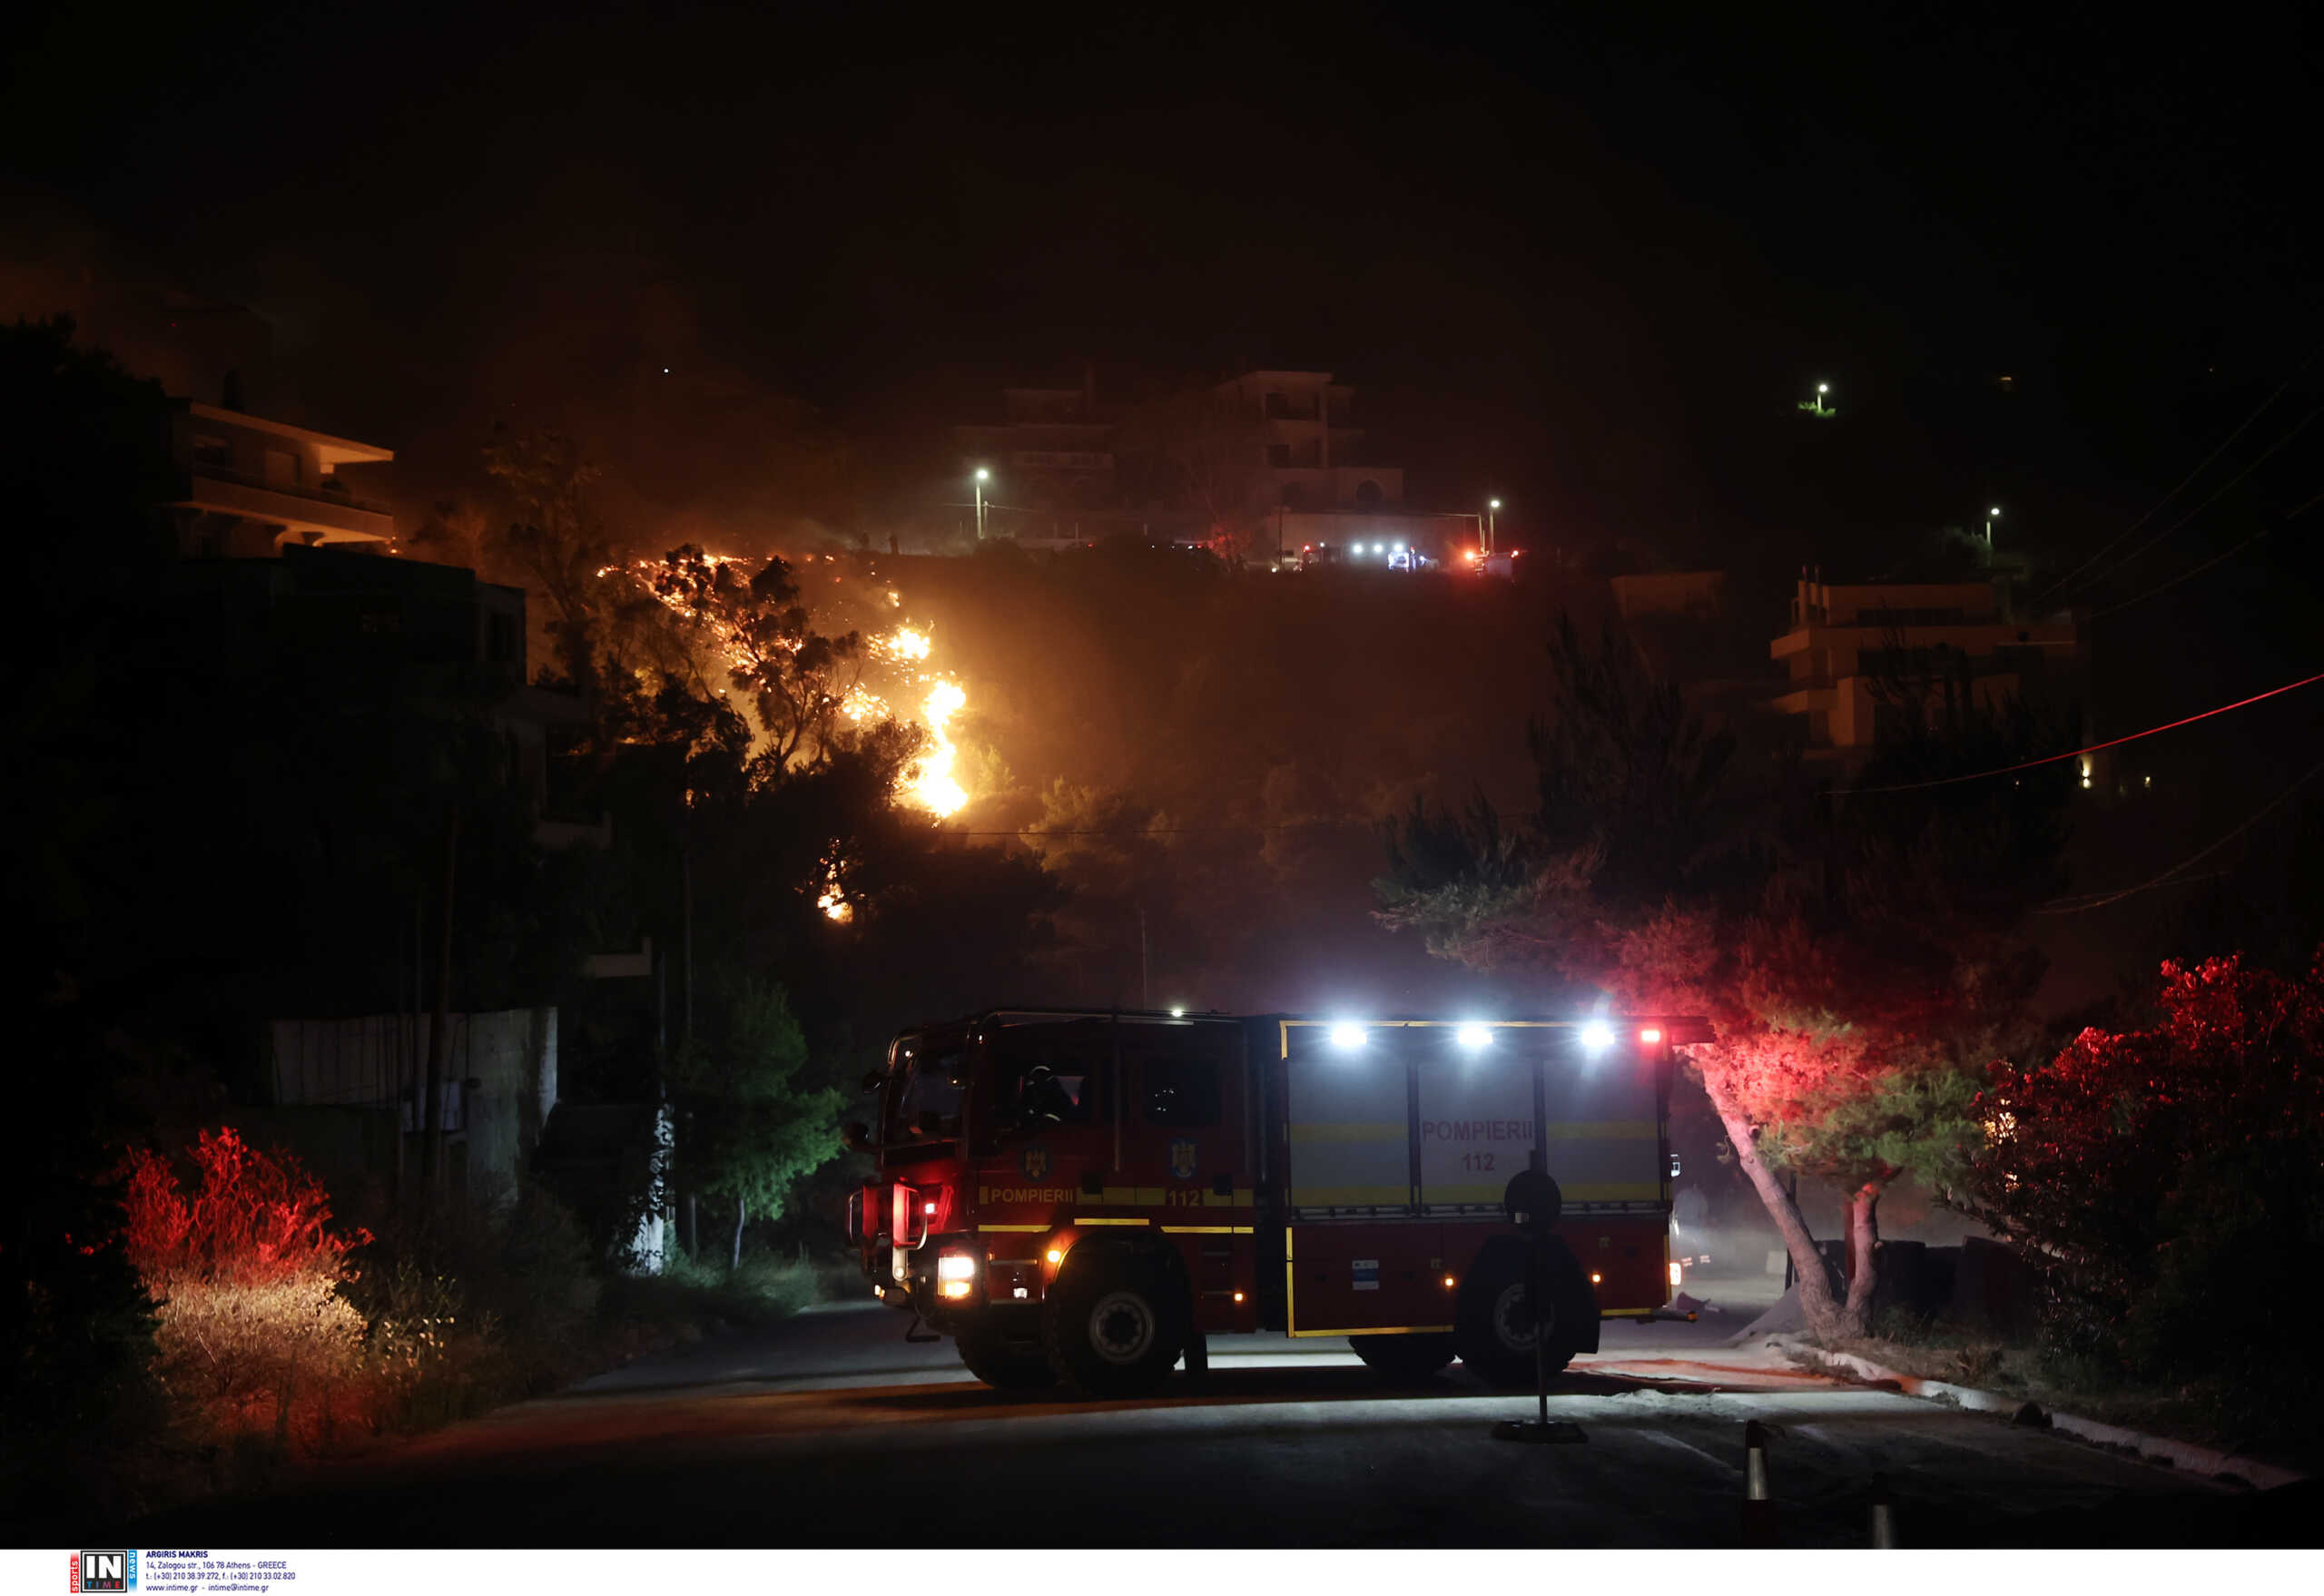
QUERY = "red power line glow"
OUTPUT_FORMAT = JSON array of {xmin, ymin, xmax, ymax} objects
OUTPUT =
[{"xmin": 1837, "ymin": 668, "xmax": 2324, "ymax": 795}]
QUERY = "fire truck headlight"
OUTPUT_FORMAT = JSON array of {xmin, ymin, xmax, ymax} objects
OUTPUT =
[
  {"xmin": 1580, "ymin": 1020, "xmax": 1616, "ymax": 1053},
  {"xmin": 1455, "ymin": 1023, "xmax": 1491, "ymax": 1050},
  {"xmin": 1329, "ymin": 1022, "xmax": 1367, "ymax": 1050},
  {"xmin": 1045, "ymin": 1248, "xmax": 1064, "ymax": 1266},
  {"xmin": 937, "ymin": 1253, "xmax": 978, "ymax": 1282}
]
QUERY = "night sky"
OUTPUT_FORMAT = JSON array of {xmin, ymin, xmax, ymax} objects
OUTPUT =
[
  {"xmin": 7, "ymin": 5, "xmax": 2321, "ymax": 999},
  {"xmin": 8, "ymin": 4, "xmax": 2316, "ymax": 561}
]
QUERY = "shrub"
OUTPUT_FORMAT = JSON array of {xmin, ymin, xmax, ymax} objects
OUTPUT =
[
  {"xmin": 341, "ymin": 1178, "xmax": 601, "ymax": 1428},
  {"xmin": 120, "ymin": 1128, "xmax": 374, "ymax": 1457},
  {"xmin": 1966, "ymin": 951, "xmax": 2324, "ymax": 1439}
]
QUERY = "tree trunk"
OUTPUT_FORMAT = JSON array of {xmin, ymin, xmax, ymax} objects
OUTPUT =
[
  {"xmin": 1837, "ymin": 1181, "xmax": 1886, "ymax": 1339},
  {"xmin": 731, "ymin": 1194, "xmax": 746, "ymax": 1272},
  {"xmin": 420, "ymin": 805, "xmax": 460, "ymax": 1189},
  {"xmin": 1699, "ymin": 1062, "xmax": 1844, "ymax": 1338}
]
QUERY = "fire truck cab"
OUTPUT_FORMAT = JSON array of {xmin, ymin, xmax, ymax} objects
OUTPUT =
[{"xmin": 845, "ymin": 1009, "xmax": 1703, "ymax": 1398}]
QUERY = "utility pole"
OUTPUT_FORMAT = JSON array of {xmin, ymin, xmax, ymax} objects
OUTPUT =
[{"xmin": 420, "ymin": 805, "xmax": 460, "ymax": 1190}]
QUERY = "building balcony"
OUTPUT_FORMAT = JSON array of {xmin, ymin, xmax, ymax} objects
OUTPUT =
[
  {"xmin": 175, "ymin": 467, "xmax": 396, "ymax": 543},
  {"xmin": 1771, "ymin": 685, "xmax": 1837, "ymax": 716}
]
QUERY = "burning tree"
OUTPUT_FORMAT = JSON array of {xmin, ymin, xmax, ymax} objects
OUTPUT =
[
  {"xmin": 1377, "ymin": 616, "xmax": 2069, "ymax": 1339},
  {"xmin": 641, "ymin": 545, "xmax": 867, "ymax": 773}
]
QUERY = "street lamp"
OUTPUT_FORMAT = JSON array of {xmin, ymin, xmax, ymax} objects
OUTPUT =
[
  {"xmin": 1985, "ymin": 506, "xmax": 2002, "ymax": 548},
  {"xmin": 1802, "ymin": 381, "xmax": 1834, "ymax": 418},
  {"xmin": 1487, "ymin": 498, "xmax": 1502, "ymax": 556},
  {"xmin": 973, "ymin": 468, "xmax": 990, "ymax": 540}
]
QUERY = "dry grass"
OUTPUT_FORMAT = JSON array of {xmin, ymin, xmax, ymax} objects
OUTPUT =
[
  {"xmin": 1820, "ymin": 1320, "xmax": 2318, "ymax": 1473},
  {"xmin": 149, "ymin": 1271, "xmax": 370, "ymax": 1459}
]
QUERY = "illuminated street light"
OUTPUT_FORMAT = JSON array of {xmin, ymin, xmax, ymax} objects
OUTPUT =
[
  {"xmin": 1329, "ymin": 1022, "xmax": 1367, "ymax": 1050},
  {"xmin": 1455, "ymin": 1023, "xmax": 1492, "ymax": 1050},
  {"xmin": 973, "ymin": 468, "xmax": 990, "ymax": 540},
  {"xmin": 1985, "ymin": 505, "xmax": 2002, "ymax": 548},
  {"xmin": 1802, "ymin": 381, "xmax": 1834, "ymax": 419},
  {"xmin": 1579, "ymin": 1019, "xmax": 1616, "ymax": 1053},
  {"xmin": 1485, "ymin": 498, "xmax": 1502, "ymax": 555}
]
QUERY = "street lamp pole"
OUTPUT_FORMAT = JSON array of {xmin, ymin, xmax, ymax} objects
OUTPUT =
[
  {"xmin": 1487, "ymin": 498, "xmax": 1501, "ymax": 556},
  {"xmin": 1985, "ymin": 506, "xmax": 2001, "ymax": 549},
  {"xmin": 973, "ymin": 468, "xmax": 990, "ymax": 540}
]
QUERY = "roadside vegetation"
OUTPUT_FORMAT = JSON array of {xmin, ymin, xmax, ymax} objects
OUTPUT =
[
  {"xmin": 3, "ymin": 1118, "xmax": 831, "ymax": 1533},
  {"xmin": 1381, "ymin": 616, "xmax": 2324, "ymax": 1464}
]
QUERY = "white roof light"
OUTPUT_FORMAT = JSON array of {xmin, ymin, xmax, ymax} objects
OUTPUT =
[
  {"xmin": 1328, "ymin": 1022, "xmax": 1367, "ymax": 1050},
  {"xmin": 1456, "ymin": 1023, "xmax": 1492, "ymax": 1049},
  {"xmin": 1580, "ymin": 1019, "xmax": 1616, "ymax": 1053}
]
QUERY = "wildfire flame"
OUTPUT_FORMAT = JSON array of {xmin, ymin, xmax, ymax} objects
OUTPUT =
[
  {"xmin": 907, "ymin": 679, "xmax": 970, "ymax": 816},
  {"xmin": 603, "ymin": 555, "xmax": 977, "ymax": 819},
  {"xmin": 817, "ymin": 853, "xmax": 854, "ymax": 923}
]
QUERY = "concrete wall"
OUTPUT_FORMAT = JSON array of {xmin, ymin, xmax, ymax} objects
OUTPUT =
[{"xmin": 268, "ymin": 1008, "xmax": 557, "ymax": 1193}]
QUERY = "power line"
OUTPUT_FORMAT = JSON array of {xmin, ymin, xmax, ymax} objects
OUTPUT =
[
  {"xmin": 2054, "ymin": 405, "xmax": 2322, "ymax": 602},
  {"xmin": 2035, "ymin": 757, "xmax": 2324, "ymax": 914},
  {"xmin": 2090, "ymin": 484, "xmax": 2324, "ymax": 620},
  {"xmin": 945, "ymin": 819, "xmax": 1373, "ymax": 838},
  {"xmin": 2034, "ymin": 372, "xmax": 2299, "ymax": 609},
  {"xmin": 1833, "ymin": 667, "xmax": 2324, "ymax": 795}
]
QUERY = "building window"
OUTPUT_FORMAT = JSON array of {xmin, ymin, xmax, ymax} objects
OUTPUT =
[
  {"xmin": 1354, "ymin": 479, "xmax": 1384, "ymax": 507},
  {"xmin": 264, "ymin": 448, "xmax": 300, "ymax": 488},
  {"xmin": 1279, "ymin": 483, "xmax": 1306, "ymax": 507},
  {"xmin": 193, "ymin": 435, "xmax": 231, "ymax": 469}
]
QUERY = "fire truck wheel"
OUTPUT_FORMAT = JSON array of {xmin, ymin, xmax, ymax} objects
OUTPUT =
[
  {"xmin": 954, "ymin": 1322, "xmax": 1057, "ymax": 1393},
  {"xmin": 1042, "ymin": 1247, "xmax": 1186, "ymax": 1398},
  {"xmin": 1349, "ymin": 1332, "xmax": 1458, "ymax": 1383},
  {"xmin": 1455, "ymin": 1248, "xmax": 1579, "ymax": 1389}
]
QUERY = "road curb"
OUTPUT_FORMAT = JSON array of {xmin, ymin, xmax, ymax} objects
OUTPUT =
[{"xmin": 1757, "ymin": 1335, "xmax": 2309, "ymax": 1491}]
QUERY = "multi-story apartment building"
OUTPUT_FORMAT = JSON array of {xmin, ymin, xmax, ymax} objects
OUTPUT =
[
  {"xmin": 170, "ymin": 399, "xmax": 397, "ymax": 557},
  {"xmin": 1769, "ymin": 574, "xmax": 2083, "ymax": 759},
  {"xmin": 1215, "ymin": 369, "xmax": 1403, "ymax": 510},
  {"xmin": 952, "ymin": 366, "xmax": 1120, "ymax": 535}
]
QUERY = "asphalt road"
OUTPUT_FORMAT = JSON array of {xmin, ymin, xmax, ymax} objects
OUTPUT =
[{"xmin": 133, "ymin": 1288, "xmax": 2309, "ymax": 1549}]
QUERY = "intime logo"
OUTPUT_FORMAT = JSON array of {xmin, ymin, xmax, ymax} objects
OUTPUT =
[{"xmin": 72, "ymin": 1552, "xmax": 133, "ymax": 1592}]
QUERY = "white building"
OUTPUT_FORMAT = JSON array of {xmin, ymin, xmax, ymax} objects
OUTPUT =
[
  {"xmin": 1770, "ymin": 575, "xmax": 2082, "ymax": 759},
  {"xmin": 1215, "ymin": 369, "xmax": 1404, "ymax": 511},
  {"xmin": 170, "ymin": 399, "xmax": 397, "ymax": 557}
]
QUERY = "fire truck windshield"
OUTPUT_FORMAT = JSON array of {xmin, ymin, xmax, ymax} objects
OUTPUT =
[{"xmin": 890, "ymin": 1045, "xmax": 967, "ymax": 1142}]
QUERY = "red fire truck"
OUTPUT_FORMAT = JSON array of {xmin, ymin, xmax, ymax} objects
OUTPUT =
[{"xmin": 844, "ymin": 1009, "xmax": 1706, "ymax": 1398}]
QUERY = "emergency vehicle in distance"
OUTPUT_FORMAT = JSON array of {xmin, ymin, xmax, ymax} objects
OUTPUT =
[{"xmin": 843, "ymin": 1009, "xmax": 1708, "ymax": 1397}]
